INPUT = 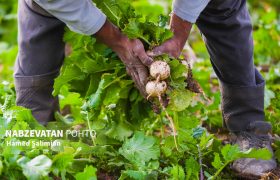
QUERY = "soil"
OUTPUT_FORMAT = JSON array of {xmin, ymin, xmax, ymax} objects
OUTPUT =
[{"xmin": 185, "ymin": 60, "xmax": 203, "ymax": 93}]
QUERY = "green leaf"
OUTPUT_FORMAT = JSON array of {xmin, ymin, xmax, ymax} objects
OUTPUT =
[
  {"xmin": 3, "ymin": 106, "xmax": 44, "ymax": 130},
  {"xmin": 105, "ymin": 121, "xmax": 133, "ymax": 141},
  {"xmin": 119, "ymin": 132, "xmax": 160, "ymax": 167},
  {"xmin": 185, "ymin": 157, "xmax": 200, "ymax": 180},
  {"xmin": 86, "ymin": 73, "xmax": 116, "ymax": 110},
  {"xmin": 264, "ymin": 88, "xmax": 275, "ymax": 108},
  {"xmin": 212, "ymin": 153, "xmax": 223, "ymax": 170},
  {"xmin": 123, "ymin": 19, "xmax": 150, "ymax": 44},
  {"xmin": 53, "ymin": 64, "xmax": 86, "ymax": 96},
  {"xmin": 81, "ymin": 54, "xmax": 122, "ymax": 74},
  {"xmin": 221, "ymin": 144, "xmax": 240, "ymax": 162},
  {"xmin": 17, "ymin": 155, "xmax": 52, "ymax": 180},
  {"xmin": 59, "ymin": 88, "xmax": 83, "ymax": 109},
  {"xmin": 75, "ymin": 165, "xmax": 97, "ymax": 180},
  {"xmin": 169, "ymin": 59, "xmax": 188, "ymax": 80},
  {"xmin": 120, "ymin": 170, "xmax": 146, "ymax": 180},
  {"xmin": 275, "ymin": 149, "xmax": 280, "ymax": 162},
  {"xmin": 168, "ymin": 89, "xmax": 192, "ymax": 111},
  {"xmin": 52, "ymin": 152, "xmax": 74, "ymax": 175},
  {"xmin": 170, "ymin": 165, "xmax": 185, "ymax": 180},
  {"xmin": 239, "ymin": 148, "xmax": 272, "ymax": 160}
]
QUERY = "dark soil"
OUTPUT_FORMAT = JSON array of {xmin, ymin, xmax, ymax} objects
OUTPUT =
[{"xmin": 97, "ymin": 172, "xmax": 118, "ymax": 180}]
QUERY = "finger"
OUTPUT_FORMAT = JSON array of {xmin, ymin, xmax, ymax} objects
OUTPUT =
[
  {"xmin": 137, "ymin": 66, "xmax": 148, "ymax": 88},
  {"xmin": 133, "ymin": 41, "xmax": 153, "ymax": 67},
  {"xmin": 132, "ymin": 69, "xmax": 147, "ymax": 97},
  {"xmin": 136, "ymin": 50, "xmax": 153, "ymax": 67},
  {"xmin": 137, "ymin": 52, "xmax": 153, "ymax": 67},
  {"xmin": 127, "ymin": 67, "xmax": 142, "ymax": 91}
]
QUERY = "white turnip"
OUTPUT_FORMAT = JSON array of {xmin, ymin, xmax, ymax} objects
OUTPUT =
[
  {"xmin": 146, "ymin": 80, "xmax": 167, "ymax": 98},
  {"xmin": 149, "ymin": 61, "xmax": 170, "ymax": 80}
]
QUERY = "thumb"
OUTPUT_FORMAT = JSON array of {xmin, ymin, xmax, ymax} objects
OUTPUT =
[
  {"xmin": 136, "ymin": 49, "xmax": 154, "ymax": 67},
  {"xmin": 147, "ymin": 45, "xmax": 167, "ymax": 57}
]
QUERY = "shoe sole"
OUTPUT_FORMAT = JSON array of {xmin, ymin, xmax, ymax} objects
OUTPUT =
[{"xmin": 233, "ymin": 169, "xmax": 279, "ymax": 180}]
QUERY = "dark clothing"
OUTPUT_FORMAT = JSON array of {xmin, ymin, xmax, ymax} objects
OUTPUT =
[
  {"xmin": 15, "ymin": 0, "xmax": 65, "ymax": 76},
  {"xmin": 15, "ymin": 0, "xmax": 65, "ymax": 125},
  {"xmin": 15, "ymin": 0, "xmax": 266, "ymax": 130},
  {"xmin": 196, "ymin": 0, "xmax": 265, "ymax": 132}
]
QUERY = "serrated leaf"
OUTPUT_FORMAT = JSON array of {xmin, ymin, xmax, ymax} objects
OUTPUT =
[
  {"xmin": 170, "ymin": 165, "xmax": 185, "ymax": 180},
  {"xmin": 105, "ymin": 121, "xmax": 133, "ymax": 141},
  {"xmin": 169, "ymin": 59, "xmax": 188, "ymax": 80},
  {"xmin": 119, "ymin": 132, "xmax": 160, "ymax": 167},
  {"xmin": 212, "ymin": 153, "xmax": 223, "ymax": 169},
  {"xmin": 221, "ymin": 144, "xmax": 240, "ymax": 162},
  {"xmin": 52, "ymin": 152, "xmax": 74, "ymax": 172},
  {"xmin": 120, "ymin": 170, "xmax": 146, "ymax": 180},
  {"xmin": 53, "ymin": 65, "xmax": 85, "ymax": 96},
  {"xmin": 185, "ymin": 157, "xmax": 200, "ymax": 180},
  {"xmin": 168, "ymin": 89, "xmax": 192, "ymax": 111},
  {"xmin": 60, "ymin": 91, "xmax": 83, "ymax": 109}
]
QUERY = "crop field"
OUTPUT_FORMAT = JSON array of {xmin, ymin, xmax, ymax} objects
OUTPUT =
[{"xmin": 0, "ymin": 0, "xmax": 279, "ymax": 179}]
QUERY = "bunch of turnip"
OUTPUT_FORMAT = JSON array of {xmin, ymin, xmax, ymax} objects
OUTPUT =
[
  {"xmin": 146, "ymin": 60, "xmax": 170, "ymax": 99},
  {"xmin": 145, "ymin": 60, "xmax": 179, "ymax": 150}
]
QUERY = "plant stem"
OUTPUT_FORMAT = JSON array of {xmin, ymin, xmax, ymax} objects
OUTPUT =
[
  {"xmin": 197, "ymin": 145, "xmax": 204, "ymax": 180},
  {"xmin": 74, "ymin": 158, "xmax": 95, "ymax": 163},
  {"xmin": 211, "ymin": 161, "xmax": 231, "ymax": 179},
  {"xmin": 86, "ymin": 112, "xmax": 96, "ymax": 146},
  {"xmin": 158, "ymin": 95, "xmax": 179, "ymax": 151}
]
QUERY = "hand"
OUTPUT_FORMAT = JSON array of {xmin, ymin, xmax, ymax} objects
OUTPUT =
[
  {"xmin": 148, "ymin": 13, "xmax": 193, "ymax": 58},
  {"xmin": 95, "ymin": 20, "xmax": 153, "ymax": 97}
]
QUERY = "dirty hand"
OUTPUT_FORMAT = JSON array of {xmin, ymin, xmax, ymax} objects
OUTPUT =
[
  {"xmin": 95, "ymin": 20, "xmax": 153, "ymax": 97},
  {"xmin": 148, "ymin": 13, "xmax": 193, "ymax": 58}
]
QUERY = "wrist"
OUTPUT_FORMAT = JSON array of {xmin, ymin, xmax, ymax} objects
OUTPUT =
[{"xmin": 94, "ymin": 19, "xmax": 127, "ymax": 51}]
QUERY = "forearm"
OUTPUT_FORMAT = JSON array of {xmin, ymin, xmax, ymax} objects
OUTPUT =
[
  {"xmin": 170, "ymin": 13, "xmax": 193, "ymax": 50},
  {"xmin": 33, "ymin": 0, "xmax": 106, "ymax": 35},
  {"xmin": 94, "ymin": 20, "xmax": 127, "ymax": 52}
]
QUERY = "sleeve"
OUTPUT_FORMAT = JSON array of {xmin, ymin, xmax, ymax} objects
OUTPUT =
[
  {"xmin": 33, "ymin": 0, "xmax": 106, "ymax": 35},
  {"xmin": 172, "ymin": 0, "xmax": 210, "ymax": 23}
]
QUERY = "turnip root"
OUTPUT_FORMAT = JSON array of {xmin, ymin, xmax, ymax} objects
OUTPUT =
[
  {"xmin": 146, "ymin": 80, "xmax": 167, "ymax": 98},
  {"xmin": 146, "ymin": 60, "xmax": 179, "ymax": 150},
  {"xmin": 150, "ymin": 61, "xmax": 170, "ymax": 80}
]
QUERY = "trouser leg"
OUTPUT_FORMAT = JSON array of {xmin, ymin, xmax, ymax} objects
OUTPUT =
[
  {"xmin": 14, "ymin": 0, "xmax": 65, "ymax": 125},
  {"xmin": 196, "ymin": 0, "xmax": 265, "ymax": 132}
]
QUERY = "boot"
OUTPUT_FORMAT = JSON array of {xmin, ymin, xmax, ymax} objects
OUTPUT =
[{"xmin": 231, "ymin": 121, "xmax": 277, "ymax": 177}]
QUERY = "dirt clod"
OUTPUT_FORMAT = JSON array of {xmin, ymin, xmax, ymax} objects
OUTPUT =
[{"xmin": 184, "ymin": 59, "xmax": 203, "ymax": 93}]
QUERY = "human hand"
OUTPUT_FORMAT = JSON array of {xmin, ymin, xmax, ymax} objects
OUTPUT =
[
  {"xmin": 148, "ymin": 13, "xmax": 193, "ymax": 58},
  {"xmin": 95, "ymin": 20, "xmax": 153, "ymax": 97}
]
